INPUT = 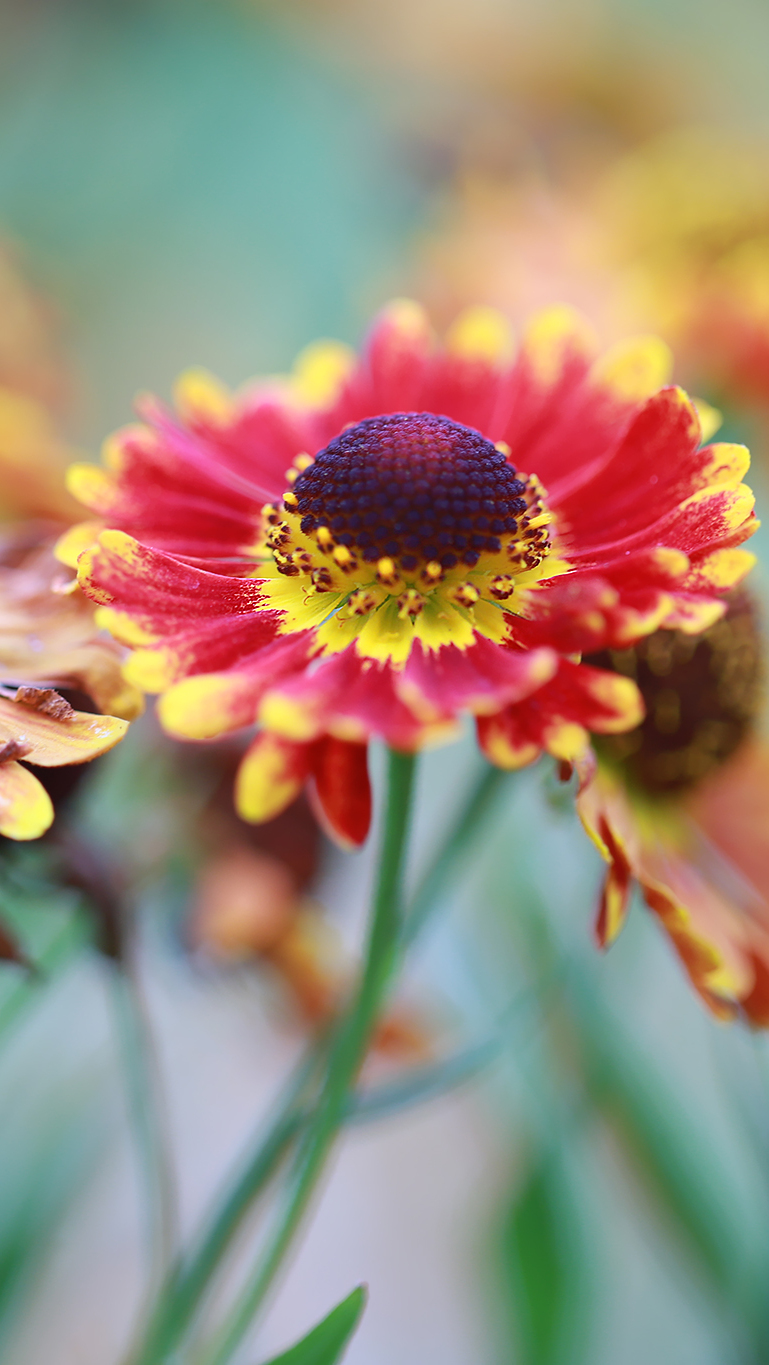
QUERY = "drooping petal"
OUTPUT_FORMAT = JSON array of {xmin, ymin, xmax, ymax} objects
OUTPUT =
[
  {"xmin": 477, "ymin": 659, "xmax": 644, "ymax": 771},
  {"xmin": 0, "ymin": 761, "xmax": 53, "ymax": 840},
  {"xmin": 235, "ymin": 733, "xmax": 313, "ymax": 823},
  {"xmin": 259, "ymin": 647, "xmax": 458, "ymax": 751},
  {"xmin": 0, "ymin": 693, "xmax": 128, "ymax": 765},
  {"xmin": 78, "ymin": 530, "xmax": 274, "ymax": 645},
  {"xmin": 576, "ymin": 761, "xmax": 761, "ymax": 1019},
  {"xmin": 309, "ymin": 736, "xmax": 371, "ymax": 848}
]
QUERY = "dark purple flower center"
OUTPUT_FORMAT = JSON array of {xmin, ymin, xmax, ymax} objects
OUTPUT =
[{"xmin": 293, "ymin": 412, "xmax": 527, "ymax": 570}]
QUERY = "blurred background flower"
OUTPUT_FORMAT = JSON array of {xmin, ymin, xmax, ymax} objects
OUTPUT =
[{"xmin": 3, "ymin": 2, "xmax": 769, "ymax": 1364}]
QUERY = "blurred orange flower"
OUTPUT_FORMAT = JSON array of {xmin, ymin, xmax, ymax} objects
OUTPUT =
[
  {"xmin": 577, "ymin": 592, "xmax": 769, "ymax": 1023},
  {"xmin": 0, "ymin": 242, "xmax": 138, "ymax": 840},
  {"xmin": 190, "ymin": 793, "xmax": 428, "ymax": 1059},
  {"xmin": 421, "ymin": 128, "xmax": 769, "ymax": 414}
]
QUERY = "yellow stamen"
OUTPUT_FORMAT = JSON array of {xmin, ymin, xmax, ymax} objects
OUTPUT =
[
  {"xmin": 490, "ymin": 575, "xmax": 515, "ymax": 600},
  {"xmin": 347, "ymin": 589, "xmax": 378, "ymax": 615},
  {"xmin": 332, "ymin": 545, "xmax": 356, "ymax": 571},
  {"xmin": 377, "ymin": 557, "xmax": 400, "ymax": 587},
  {"xmin": 397, "ymin": 589, "xmax": 424, "ymax": 619},
  {"xmin": 451, "ymin": 582, "xmax": 480, "ymax": 608},
  {"xmin": 311, "ymin": 567, "xmax": 333, "ymax": 591}
]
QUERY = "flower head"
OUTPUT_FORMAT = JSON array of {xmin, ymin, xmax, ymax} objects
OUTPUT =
[
  {"xmin": 0, "ymin": 682, "xmax": 128, "ymax": 840},
  {"xmin": 578, "ymin": 591, "xmax": 769, "ymax": 1022},
  {"xmin": 70, "ymin": 301, "xmax": 757, "ymax": 844}
]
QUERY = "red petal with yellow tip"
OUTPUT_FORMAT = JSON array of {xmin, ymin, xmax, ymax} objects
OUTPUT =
[
  {"xmin": 78, "ymin": 530, "xmax": 270, "ymax": 626},
  {"xmin": 235, "ymin": 733, "xmax": 313, "ymax": 825},
  {"xmin": 156, "ymin": 634, "xmax": 314, "ymax": 739},
  {"xmin": 260, "ymin": 647, "xmax": 454, "ymax": 752},
  {"xmin": 398, "ymin": 638, "xmax": 557, "ymax": 721}
]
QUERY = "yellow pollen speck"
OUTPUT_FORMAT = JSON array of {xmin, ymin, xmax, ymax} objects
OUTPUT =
[
  {"xmin": 317, "ymin": 526, "xmax": 333, "ymax": 550},
  {"xmin": 424, "ymin": 561, "xmax": 443, "ymax": 581},
  {"xmin": 285, "ymin": 469, "xmax": 298, "ymax": 484},
  {"xmin": 526, "ymin": 512, "xmax": 551, "ymax": 530},
  {"xmin": 494, "ymin": 441, "xmax": 511, "ymax": 457},
  {"xmin": 376, "ymin": 557, "xmax": 399, "ymax": 586},
  {"xmin": 294, "ymin": 453, "xmax": 314, "ymax": 471},
  {"xmin": 283, "ymin": 490, "xmax": 298, "ymax": 509},
  {"xmin": 332, "ymin": 545, "xmax": 355, "ymax": 570}
]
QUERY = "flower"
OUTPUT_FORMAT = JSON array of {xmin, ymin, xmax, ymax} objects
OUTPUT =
[
  {"xmin": 0, "ymin": 241, "xmax": 139, "ymax": 842},
  {"xmin": 0, "ymin": 532, "xmax": 143, "ymax": 721},
  {"xmin": 188, "ymin": 777, "xmax": 428, "ymax": 1058},
  {"xmin": 577, "ymin": 590, "xmax": 769, "ymax": 1022},
  {"xmin": 70, "ymin": 301, "xmax": 757, "ymax": 845},
  {"xmin": 420, "ymin": 129, "xmax": 769, "ymax": 415},
  {"xmin": 192, "ymin": 842, "xmax": 429, "ymax": 1058},
  {"xmin": 0, "ymin": 681, "xmax": 128, "ymax": 840},
  {"xmin": 590, "ymin": 129, "xmax": 769, "ymax": 411}
]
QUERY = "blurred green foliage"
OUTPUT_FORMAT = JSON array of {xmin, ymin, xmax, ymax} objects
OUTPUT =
[{"xmin": 259, "ymin": 1286, "xmax": 366, "ymax": 1365}]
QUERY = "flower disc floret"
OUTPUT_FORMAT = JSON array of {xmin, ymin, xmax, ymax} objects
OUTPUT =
[{"xmin": 293, "ymin": 413, "xmax": 527, "ymax": 570}]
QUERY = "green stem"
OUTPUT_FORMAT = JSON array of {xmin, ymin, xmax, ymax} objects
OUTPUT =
[
  {"xmin": 403, "ymin": 762, "xmax": 505, "ymax": 947},
  {"xmin": 197, "ymin": 748, "xmax": 418, "ymax": 1365},
  {"xmin": 129, "ymin": 1040, "xmax": 327, "ymax": 1365},
  {"xmin": 110, "ymin": 963, "xmax": 179, "ymax": 1291}
]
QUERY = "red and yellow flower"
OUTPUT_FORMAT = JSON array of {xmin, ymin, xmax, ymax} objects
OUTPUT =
[
  {"xmin": 578, "ymin": 592, "xmax": 769, "ymax": 1023},
  {"xmin": 67, "ymin": 301, "xmax": 757, "ymax": 845}
]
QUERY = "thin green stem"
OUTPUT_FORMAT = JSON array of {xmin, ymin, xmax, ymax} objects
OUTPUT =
[
  {"xmin": 128, "ymin": 1039, "xmax": 327, "ymax": 1365},
  {"xmin": 109, "ymin": 963, "xmax": 179, "ymax": 1291},
  {"xmin": 404, "ymin": 762, "xmax": 505, "ymax": 947},
  {"xmin": 196, "ymin": 748, "xmax": 418, "ymax": 1365}
]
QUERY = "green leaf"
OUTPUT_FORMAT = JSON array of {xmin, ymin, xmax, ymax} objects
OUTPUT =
[
  {"xmin": 259, "ymin": 1286, "xmax": 367, "ymax": 1365},
  {"xmin": 573, "ymin": 982, "xmax": 762, "ymax": 1301},
  {"xmin": 499, "ymin": 1151, "xmax": 590, "ymax": 1365}
]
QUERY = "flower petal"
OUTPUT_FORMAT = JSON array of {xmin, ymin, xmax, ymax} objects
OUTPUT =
[
  {"xmin": 235, "ymin": 733, "xmax": 312, "ymax": 823},
  {"xmin": 397, "ymin": 638, "xmax": 557, "ymax": 721},
  {"xmin": 156, "ymin": 634, "xmax": 313, "ymax": 739},
  {"xmin": 309, "ymin": 737, "xmax": 371, "ymax": 848},
  {"xmin": 0, "ymin": 694, "xmax": 128, "ymax": 766},
  {"xmin": 0, "ymin": 762, "xmax": 53, "ymax": 840}
]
